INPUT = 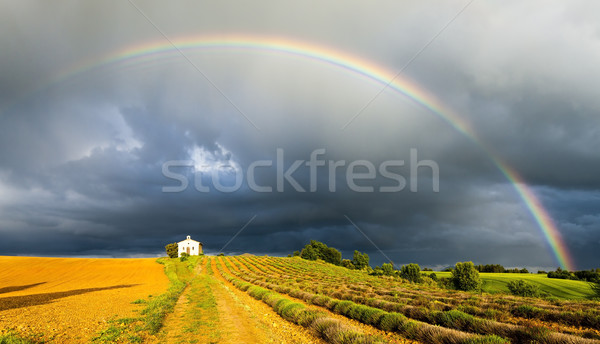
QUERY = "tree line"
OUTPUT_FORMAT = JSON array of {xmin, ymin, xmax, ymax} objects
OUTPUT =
[{"xmin": 292, "ymin": 240, "xmax": 482, "ymax": 291}]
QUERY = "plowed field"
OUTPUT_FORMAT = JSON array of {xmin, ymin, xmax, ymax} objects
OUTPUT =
[{"xmin": 0, "ymin": 256, "xmax": 168, "ymax": 343}]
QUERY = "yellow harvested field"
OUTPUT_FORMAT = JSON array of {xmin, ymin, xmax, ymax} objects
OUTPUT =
[{"xmin": 0, "ymin": 256, "xmax": 169, "ymax": 343}]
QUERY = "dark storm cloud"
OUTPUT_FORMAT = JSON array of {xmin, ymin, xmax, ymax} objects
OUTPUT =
[{"xmin": 1, "ymin": 1, "xmax": 599, "ymax": 269}]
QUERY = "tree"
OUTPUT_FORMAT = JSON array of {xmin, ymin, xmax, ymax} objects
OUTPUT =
[
  {"xmin": 381, "ymin": 263, "xmax": 394, "ymax": 276},
  {"xmin": 300, "ymin": 245, "xmax": 318, "ymax": 260},
  {"xmin": 299, "ymin": 240, "xmax": 342, "ymax": 265},
  {"xmin": 292, "ymin": 250, "xmax": 300, "ymax": 257},
  {"xmin": 165, "ymin": 243, "xmax": 178, "ymax": 258},
  {"xmin": 352, "ymin": 250, "xmax": 370, "ymax": 270},
  {"xmin": 451, "ymin": 261, "xmax": 481, "ymax": 291},
  {"xmin": 400, "ymin": 263, "xmax": 422, "ymax": 283},
  {"xmin": 321, "ymin": 247, "xmax": 342, "ymax": 265},
  {"xmin": 548, "ymin": 267, "xmax": 575, "ymax": 280}
]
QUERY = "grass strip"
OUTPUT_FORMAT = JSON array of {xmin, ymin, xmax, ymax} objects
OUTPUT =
[{"xmin": 92, "ymin": 256, "xmax": 199, "ymax": 343}]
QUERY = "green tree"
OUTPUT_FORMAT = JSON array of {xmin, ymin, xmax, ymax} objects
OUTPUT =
[
  {"xmin": 292, "ymin": 250, "xmax": 300, "ymax": 257},
  {"xmin": 352, "ymin": 250, "xmax": 370, "ymax": 270},
  {"xmin": 299, "ymin": 240, "xmax": 342, "ymax": 265},
  {"xmin": 381, "ymin": 263, "xmax": 394, "ymax": 276},
  {"xmin": 400, "ymin": 263, "xmax": 422, "ymax": 283},
  {"xmin": 300, "ymin": 245, "xmax": 318, "ymax": 260},
  {"xmin": 165, "ymin": 243, "xmax": 178, "ymax": 258},
  {"xmin": 451, "ymin": 261, "xmax": 481, "ymax": 291}
]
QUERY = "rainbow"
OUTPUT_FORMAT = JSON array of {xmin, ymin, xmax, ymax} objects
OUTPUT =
[{"xmin": 28, "ymin": 34, "xmax": 576, "ymax": 270}]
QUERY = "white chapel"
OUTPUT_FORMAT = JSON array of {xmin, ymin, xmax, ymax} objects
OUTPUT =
[{"xmin": 178, "ymin": 235, "xmax": 203, "ymax": 256}]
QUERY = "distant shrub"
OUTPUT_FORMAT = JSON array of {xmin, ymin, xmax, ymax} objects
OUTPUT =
[
  {"xmin": 217, "ymin": 253, "xmax": 225, "ymax": 256},
  {"xmin": 507, "ymin": 280, "xmax": 540, "ymax": 297},
  {"xmin": 451, "ymin": 262, "xmax": 481, "ymax": 291},
  {"xmin": 400, "ymin": 263, "xmax": 421, "ymax": 283}
]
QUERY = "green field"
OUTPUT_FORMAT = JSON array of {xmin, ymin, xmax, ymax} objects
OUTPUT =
[{"xmin": 426, "ymin": 271, "xmax": 596, "ymax": 299}]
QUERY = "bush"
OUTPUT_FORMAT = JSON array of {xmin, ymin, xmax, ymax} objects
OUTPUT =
[
  {"xmin": 400, "ymin": 263, "xmax": 422, "ymax": 283},
  {"xmin": 165, "ymin": 243, "xmax": 178, "ymax": 258},
  {"xmin": 179, "ymin": 252, "xmax": 189, "ymax": 262},
  {"xmin": 341, "ymin": 259, "xmax": 355, "ymax": 269},
  {"xmin": 381, "ymin": 263, "xmax": 394, "ymax": 276},
  {"xmin": 452, "ymin": 262, "xmax": 481, "ymax": 291},
  {"xmin": 507, "ymin": 280, "xmax": 540, "ymax": 297},
  {"xmin": 421, "ymin": 276, "xmax": 437, "ymax": 287},
  {"xmin": 371, "ymin": 266, "xmax": 384, "ymax": 276},
  {"xmin": 438, "ymin": 277, "xmax": 454, "ymax": 289}
]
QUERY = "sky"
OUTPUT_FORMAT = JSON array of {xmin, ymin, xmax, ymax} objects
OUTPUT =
[{"xmin": 1, "ymin": 1, "xmax": 599, "ymax": 270}]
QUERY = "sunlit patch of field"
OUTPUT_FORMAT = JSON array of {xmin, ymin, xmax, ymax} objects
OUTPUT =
[
  {"xmin": 0, "ymin": 256, "xmax": 169, "ymax": 343},
  {"xmin": 427, "ymin": 272, "xmax": 595, "ymax": 299}
]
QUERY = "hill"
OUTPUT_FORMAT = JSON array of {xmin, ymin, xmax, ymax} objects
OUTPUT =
[
  {"xmin": 426, "ymin": 271, "xmax": 596, "ymax": 299},
  {"xmin": 2, "ymin": 256, "xmax": 600, "ymax": 344}
]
